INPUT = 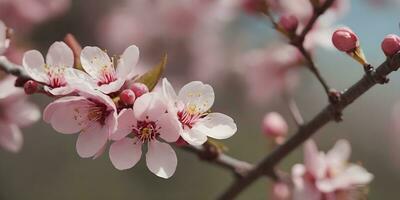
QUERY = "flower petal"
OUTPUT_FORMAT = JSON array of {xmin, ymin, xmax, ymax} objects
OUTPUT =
[
  {"xmin": 80, "ymin": 46, "xmax": 112, "ymax": 80},
  {"xmin": 157, "ymin": 112, "xmax": 181, "ymax": 143},
  {"xmin": 133, "ymin": 92, "xmax": 166, "ymax": 121},
  {"xmin": 180, "ymin": 128, "xmax": 207, "ymax": 146},
  {"xmin": 5, "ymin": 99, "xmax": 40, "ymax": 127},
  {"xmin": 0, "ymin": 122, "xmax": 23, "ymax": 153},
  {"xmin": 193, "ymin": 113, "xmax": 237, "ymax": 140},
  {"xmin": 44, "ymin": 96, "xmax": 89, "ymax": 134},
  {"xmin": 109, "ymin": 138, "xmax": 142, "ymax": 170},
  {"xmin": 326, "ymin": 139, "xmax": 351, "ymax": 168},
  {"xmin": 304, "ymin": 140, "xmax": 327, "ymax": 179},
  {"xmin": 162, "ymin": 78, "xmax": 178, "ymax": 107},
  {"xmin": 97, "ymin": 78, "xmax": 125, "ymax": 94},
  {"xmin": 178, "ymin": 81, "xmax": 214, "ymax": 113},
  {"xmin": 23, "ymin": 50, "xmax": 48, "ymax": 83},
  {"xmin": 111, "ymin": 109, "xmax": 135, "ymax": 141},
  {"xmin": 46, "ymin": 41, "xmax": 74, "ymax": 68},
  {"xmin": 146, "ymin": 140, "xmax": 177, "ymax": 179},
  {"xmin": 76, "ymin": 122, "xmax": 109, "ymax": 158},
  {"xmin": 117, "ymin": 45, "xmax": 139, "ymax": 80}
]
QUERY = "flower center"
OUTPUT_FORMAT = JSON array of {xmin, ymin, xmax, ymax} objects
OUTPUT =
[
  {"xmin": 98, "ymin": 66, "xmax": 117, "ymax": 86},
  {"xmin": 177, "ymin": 107, "xmax": 203, "ymax": 129},
  {"xmin": 73, "ymin": 100, "xmax": 110, "ymax": 126},
  {"xmin": 45, "ymin": 65, "xmax": 67, "ymax": 88},
  {"xmin": 133, "ymin": 120, "xmax": 160, "ymax": 142}
]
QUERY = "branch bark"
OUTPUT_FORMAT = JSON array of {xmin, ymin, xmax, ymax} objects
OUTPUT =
[{"xmin": 218, "ymin": 55, "xmax": 400, "ymax": 200}]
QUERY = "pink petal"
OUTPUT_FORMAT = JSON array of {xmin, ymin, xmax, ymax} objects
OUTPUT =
[
  {"xmin": 109, "ymin": 138, "xmax": 142, "ymax": 170},
  {"xmin": 97, "ymin": 78, "xmax": 125, "ymax": 94},
  {"xmin": 46, "ymin": 41, "xmax": 74, "ymax": 68},
  {"xmin": 22, "ymin": 50, "xmax": 48, "ymax": 83},
  {"xmin": 304, "ymin": 140, "xmax": 327, "ymax": 179},
  {"xmin": 180, "ymin": 128, "xmax": 207, "ymax": 146},
  {"xmin": 110, "ymin": 109, "xmax": 135, "ymax": 141},
  {"xmin": 45, "ymin": 86, "xmax": 74, "ymax": 96},
  {"xmin": 117, "ymin": 45, "xmax": 139, "ymax": 80},
  {"xmin": 80, "ymin": 46, "xmax": 112, "ymax": 80},
  {"xmin": 157, "ymin": 112, "xmax": 181, "ymax": 143},
  {"xmin": 326, "ymin": 139, "xmax": 351, "ymax": 167},
  {"xmin": 76, "ymin": 122, "xmax": 109, "ymax": 158},
  {"xmin": 0, "ymin": 122, "xmax": 23, "ymax": 153},
  {"xmin": 193, "ymin": 112, "xmax": 237, "ymax": 140},
  {"xmin": 0, "ymin": 76, "xmax": 22, "ymax": 99},
  {"xmin": 178, "ymin": 81, "xmax": 215, "ymax": 113},
  {"xmin": 162, "ymin": 78, "xmax": 178, "ymax": 108},
  {"xmin": 5, "ymin": 99, "xmax": 40, "ymax": 127},
  {"xmin": 133, "ymin": 92, "xmax": 167, "ymax": 121},
  {"xmin": 44, "ymin": 96, "xmax": 89, "ymax": 134},
  {"xmin": 146, "ymin": 140, "xmax": 177, "ymax": 179}
]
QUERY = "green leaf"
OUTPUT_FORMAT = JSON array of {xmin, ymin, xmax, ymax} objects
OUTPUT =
[{"xmin": 136, "ymin": 54, "xmax": 167, "ymax": 91}]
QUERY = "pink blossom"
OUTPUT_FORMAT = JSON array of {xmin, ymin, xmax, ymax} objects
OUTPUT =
[
  {"xmin": 0, "ymin": 76, "xmax": 40, "ymax": 152},
  {"xmin": 332, "ymin": 27, "xmax": 359, "ymax": 52},
  {"xmin": 0, "ymin": 20, "xmax": 9, "ymax": 55},
  {"xmin": 109, "ymin": 92, "xmax": 181, "ymax": 178},
  {"xmin": 262, "ymin": 112, "xmax": 288, "ymax": 143},
  {"xmin": 43, "ymin": 89, "xmax": 117, "ymax": 158},
  {"xmin": 22, "ymin": 41, "xmax": 75, "ymax": 95},
  {"xmin": 271, "ymin": 182, "xmax": 291, "ymax": 200},
  {"xmin": 162, "ymin": 78, "xmax": 237, "ymax": 146},
  {"xmin": 279, "ymin": 14, "xmax": 299, "ymax": 33},
  {"xmin": 292, "ymin": 139, "xmax": 373, "ymax": 199},
  {"xmin": 69, "ymin": 45, "xmax": 139, "ymax": 94},
  {"xmin": 119, "ymin": 89, "xmax": 136, "ymax": 106},
  {"xmin": 381, "ymin": 34, "xmax": 400, "ymax": 57}
]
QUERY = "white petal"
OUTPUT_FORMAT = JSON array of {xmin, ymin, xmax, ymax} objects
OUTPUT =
[
  {"xmin": 76, "ymin": 122, "xmax": 109, "ymax": 158},
  {"xmin": 64, "ymin": 68, "xmax": 98, "ymax": 91},
  {"xmin": 111, "ymin": 109, "xmax": 135, "ymax": 141},
  {"xmin": 133, "ymin": 92, "xmax": 166, "ymax": 121},
  {"xmin": 193, "ymin": 113, "xmax": 237, "ymax": 140},
  {"xmin": 0, "ymin": 122, "xmax": 23, "ymax": 153},
  {"xmin": 45, "ymin": 86, "xmax": 74, "ymax": 96},
  {"xmin": 80, "ymin": 46, "xmax": 112, "ymax": 79},
  {"xmin": 304, "ymin": 140, "xmax": 327, "ymax": 179},
  {"xmin": 117, "ymin": 45, "xmax": 139, "ymax": 80},
  {"xmin": 180, "ymin": 128, "xmax": 207, "ymax": 146},
  {"xmin": 22, "ymin": 50, "xmax": 48, "ymax": 83},
  {"xmin": 97, "ymin": 78, "xmax": 125, "ymax": 94},
  {"xmin": 162, "ymin": 78, "xmax": 178, "ymax": 106},
  {"xmin": 109, "ymin": 138, "xmax": 142, "ymax": 170},
  {"xmin": 326, "ymin": 139, "xmax": 351, "ymax": 167},
  {"xmin": 157, "ymin": 112, "xmax": 181, "ymax": 143},
  {"xmin": 146, "ymin": 140, "xmax": 177, "ymax": 179},
  {"xmin": 46, "ymin": 41, "xmax": 74, "ymax": 68},
  {"xmin": 178, "ymin": 81, "xmax": 214, "ymax": 113}
]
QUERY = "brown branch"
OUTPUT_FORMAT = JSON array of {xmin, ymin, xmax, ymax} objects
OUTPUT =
[{"xmin": 218, "ymin": 55, "xmax": 400, "ymax": 200}]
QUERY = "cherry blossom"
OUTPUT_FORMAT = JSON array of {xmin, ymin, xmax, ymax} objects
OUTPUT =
[
  {"xmin": 262, "ymin": 112, "xmax": 288, "ymax": 144},
  {"xmin": 291, "ymin": 139, "xmax": 373, "ymax": 200},
  {"xmin": 162, "ymin": 78, "xmax": 237, "ymax": 146},
  {"xmin": 0, "ymin": 76, "xmax": 40, "ymax": 152},
  {"xmin": 22, "ymin": 41, "xmax": 75, "ymax": 95},
  {"xmin": 43, "ymin": 89, "xmax": 117, "ymax": 158},
  {"xmin": 109, "ymin": 92, "xmax": 181, "ymax": 178},
  {"xmin": 0, "ymin": 20, "xmax": 9, "ymax": 55},
  {"xmin": 70, "ymin": 45, "xmax": 139, "ymax": 94}
]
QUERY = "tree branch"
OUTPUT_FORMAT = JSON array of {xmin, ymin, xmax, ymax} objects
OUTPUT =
[
  {"xmin": 0, "ymin": 56, "xmax": 30, "ymax": 80},
  {"xmin": 217, "ymin": 54, "xmax": 400, "ymax": 200}
]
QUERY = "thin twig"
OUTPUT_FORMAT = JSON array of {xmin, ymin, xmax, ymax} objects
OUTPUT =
[
  {"xmin": 283, "ymin": 92, "xmax": 304, "ymax": 126},
  {"xmin": 218, "ymin": 55, "xmax": 400, "ymax": 200}
]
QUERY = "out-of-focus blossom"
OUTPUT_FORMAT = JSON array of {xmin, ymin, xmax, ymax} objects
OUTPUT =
[
  {"xmin": 291, "ymin": 139, "xmax": 373, "ymax": 200},
  {"xmin": 0, "ymin": 76, "xmax": 40, "ymax": 152},
  {"xmin": 109, "ymin": 92, "xmax": 181, "ymax": 178},
  {"xmin": 69, "ymin": 45, "xmax": 139, "ymax": 94},
  {"xmin": 162, "ymin": 78, "xmax": 237, "ymax": 146},
  {"xmin": 381, "ymin": 34, "xmax": 400, "ymax": 57},
  {"xmin": 43, "ymin": 89, "xmax": 117, "ymax": 158},
  {"xmin": 262, "ymin": 112, "xmax": 288, "ymax": 144},
  {"xmin": 279, "ymin": 14, "xmax": 299, "ymax": 33},
  {"xmin": 23, "ymin": 41, "xmax": 75, "ymax": 95},
  {"xmin": 332, "ymin": 27, "xmax": 359, "ymax": 52},
  {"xmin": 237, "ymin": 45, "xmax": 301, "ymax": 104},
  {"xmin": 0, "ymin": 20, "xmax": 9, "ymax": 55},
  {"xmin": 271, "ymin": 182, "xmax": 291, "ymax": 200},
  {"xmin": 0, "ymin": 0, "xmax": 70, "ymax": 32}
]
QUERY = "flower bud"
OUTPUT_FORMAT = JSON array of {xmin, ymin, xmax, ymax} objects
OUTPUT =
[
  {"xmin": 119, "ymin": 89, "xmax": 136, "ymax": 105},
  {"xmin": 130, "ymin": 82, "xmax": 149, "ymax": 98},
  {"xmin": 381, "ymin": 34, "xmax": 400, "ymax": 57},
  {"xmin": 279, "ymin": 14, "xmax": 298, "ymax": 33},
  {"xmin": 271, "ymin": 182, "xmax": 290, "ymax": 200},
  {"xmin": 262, "ymin": 112, "xmax": 288, "ymax": 143},
  {"xmin": 241, "ymin": 0, "xmax": 269, "ymax": 14},
  {"xmin": 332, "ymin": 27, "xmax": 359, "ymax": 52},
  {"xmin": 23, "ymin": 80, "xmax": 38, "ymax": 95}
]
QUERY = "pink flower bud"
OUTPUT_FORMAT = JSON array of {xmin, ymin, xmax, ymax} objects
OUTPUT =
[
  {"xmin": 271, "ymin": 182, "xmax": 290, "ymax": 200},
  {"xmin": 262, "ymin": 112, "xmax": 288, "ymax": 139},
  {"xmin": 332, "ymin": 27, "xmax": 359, "ymax": 52},
  {"xmin": 24, "ymin": 80, "xmax": 38, "ymax": 95},
  {"xmin": 130, "ymin": 82, "xmax": 149, "ymax": 98},
  {"xmin": 279, "ymin": 14, "xmax": 298, "ymax": 33},
  {"xmin": 381, "ymin": 34, "xmax": 400, "ymax": 57},
  {"xmin": 120, "ymin": 89, "xmax": 136, "ymax": 105}
]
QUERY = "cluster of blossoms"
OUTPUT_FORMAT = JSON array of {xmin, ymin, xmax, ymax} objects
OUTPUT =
[{"xmin": 21, "ymin": 41, "xmax": 237, "ymax": 178}]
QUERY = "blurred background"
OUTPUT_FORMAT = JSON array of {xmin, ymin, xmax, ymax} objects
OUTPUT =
[{"xmin": 1, "ymin": 0, "xmax": 400, "ymax": 199}]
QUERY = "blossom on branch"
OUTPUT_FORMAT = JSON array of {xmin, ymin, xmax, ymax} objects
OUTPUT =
[
  {"xmin": 0, "ymin": 76, "xmax": 40, "ymax": 152},
  {"xmin": 162, "ymin": 78, "xmax": 237, "ymax": 146}
]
